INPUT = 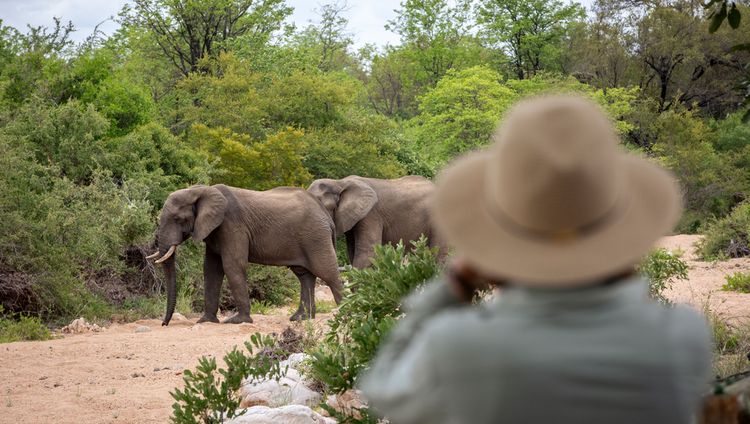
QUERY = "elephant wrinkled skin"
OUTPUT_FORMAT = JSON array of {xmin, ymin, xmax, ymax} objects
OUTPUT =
[
  {"xmin": 150, "ymin": 184, "xmax": 343, "ymax": 326},
  {"xmin": 308, "ymin": 175, "xmax": 446, "ymax": 269}
]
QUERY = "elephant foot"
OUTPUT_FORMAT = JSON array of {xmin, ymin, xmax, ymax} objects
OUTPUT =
[
  {"xmin": 197, "ymin": 314, "xmax": 220, "ymax": 324},
  {"xmin": 289, "ymin": 308, "xmax": 314, "ymax": 322},
  {"xmin": 223, "ymin": 313, "xmax": 253, "ymax": 324}
]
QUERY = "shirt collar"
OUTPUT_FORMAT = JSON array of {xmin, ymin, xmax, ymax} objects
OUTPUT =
[{"xmin": 492, "ymin": 275, "xmax": 649, "ymax": 310}]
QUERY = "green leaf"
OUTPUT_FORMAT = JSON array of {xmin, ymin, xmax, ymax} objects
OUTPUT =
[
  {"xmin": 728, "ymin": 5, "xmax": 741, "ymax": 29},
  {"xmin": 742, "ymin": 109, "xmax": 750, "ymax": 124},
  {"xmin": 709, "ymin": 3, "xmax": 728, "ymax": 33},
  {"xmin": 730, "ymin": 43, "xmax": 750, "ymax": 52}
]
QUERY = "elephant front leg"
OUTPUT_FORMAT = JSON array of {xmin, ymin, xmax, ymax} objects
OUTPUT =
[
  {"xmin": 289, "ymin": 266, "xmax": 316, "ymax": 321},
  {"xmin": 198, "ymin": 248, "xmax": 223, "ymax": 324},
  {"xmin": 222, "ymin": 256, "xmax": 253, "ymax": 324}
]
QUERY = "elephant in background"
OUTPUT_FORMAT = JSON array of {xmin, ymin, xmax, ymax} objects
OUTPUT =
[
  {"xmin": 307, "ymin": 175, "xmax": 446, "ymax": 269},
  {"xmin": 148, "ymin": 184, "xmax": 343, "ymax": 326}
]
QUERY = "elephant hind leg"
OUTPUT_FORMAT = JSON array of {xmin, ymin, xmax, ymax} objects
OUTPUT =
[
  {"xmin": 305, "ymin": 245, "xmax": 344, "ymax": 305},
  {"xmin": 289, "ymin": 266, "xmax": 316, "ymax": 321}
]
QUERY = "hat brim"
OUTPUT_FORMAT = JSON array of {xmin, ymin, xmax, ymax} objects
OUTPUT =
[{"xmin": 432, "ymin": 151, "xmax": 682, "ymax": 287}]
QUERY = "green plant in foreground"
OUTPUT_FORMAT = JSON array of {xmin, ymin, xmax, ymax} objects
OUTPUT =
[
  {"xmin": 0, "ymin": 306, "xmax": 52, "ymax": 343},
  {"xmin": 723, "ymin": 272, "xmax": 750, "ymax": 293},
  {"xmin": 170, "ymin": 333, "xmax": 287, "ymax": 424},
  {"xmin": 309, "ymin": 237, "xmax": 441, "ymax": 422},
  {"xmin": 637, "ymin": 248, "xmax": 689, "ymax": 305}
]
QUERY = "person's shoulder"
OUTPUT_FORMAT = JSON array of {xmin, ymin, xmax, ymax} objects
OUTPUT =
[
  {"xmin": 659, "ymin": 303, "xmax": 711, "ymax": 346},
  {"xmin": 419, "ymin": 304, "xmax": 499, "ymax": 348}
]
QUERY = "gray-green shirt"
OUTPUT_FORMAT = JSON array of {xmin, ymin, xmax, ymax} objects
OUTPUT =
[{"xmin": 360, "ymin": 276, "xmax": 712, "ymax": 424}]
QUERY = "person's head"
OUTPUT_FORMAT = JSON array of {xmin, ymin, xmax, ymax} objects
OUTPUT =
[{"xmin": 433, "ymin": 95, "xmax": 681, "ymax": 288}]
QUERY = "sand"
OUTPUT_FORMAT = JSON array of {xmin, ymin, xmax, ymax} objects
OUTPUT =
[{"xmin": 2, "ymin": 235, "xmax": 750, "ymax": 423}]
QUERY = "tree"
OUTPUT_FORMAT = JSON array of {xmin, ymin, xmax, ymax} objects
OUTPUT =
[
  {"xmin": 635, "ymin": 2, "xmax": 749, "ymax": 115},
  {"xmin": 360, "ymin": 46, "xmax": 421, "ymax": 117},
  {"xmin": 387, "ymin": 0, "xmax": 475, "ymax": 87},
  {"xmin": 311, "ymin": 1, "xmax": 353, "ymax": 72},
  {"xmin": 123, "ymin": 0, "xmax": 292, "ymax": 76},
  {"xmin": 704, "ymin": 0, "xmax": 750, "ymax": 121},
  {"xmin": 407, "ymin": 66, "xmax": 518, "ymax": 165},
  {"xmin": 476, "ymin": 0, "xmax": 585, "ymax": 79}
]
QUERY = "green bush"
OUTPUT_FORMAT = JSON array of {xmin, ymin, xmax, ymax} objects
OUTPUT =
[
  {"xmin": 723, "ymin": 272, "xmax": 750, "ymax": 293},
  {"xmin": 171, "ymin": 333, "xmax": 287, "ymax": 424},
  {"xmin": 636, "ymin": 248, "xmax": 689, "ymax": 305},
  {"xmin": 0, "ymin": 306, "xmax": 52, "ymax": 343},
  {"xmin": 308, "ymin": 237, "xmax": 441, "ymax": 421},
  {"xmin": 698, "ymin": 202, "xmax": 750, "ymax": 260},
  {"xmin": 247, "ymin": 265, "xmax": 299, "ymax": 306}
]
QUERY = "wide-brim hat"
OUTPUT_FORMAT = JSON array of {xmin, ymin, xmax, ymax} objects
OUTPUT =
[{"xmin": 432, "ymin": 95, "xmax": 682, "ymax": 287}]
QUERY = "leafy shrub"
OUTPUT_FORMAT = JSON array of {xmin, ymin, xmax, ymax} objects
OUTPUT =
[
  {"xmin": 723, "ymin": 272, "xmax": 750, "ymax": 293},
  {"xmin": 309, "ymin": 237, "xmax": 441, "ymax": 420},
  {"xmin": 637, "ymin": 248, "xmax": 689, "ymax": 305},
  {"xmin": 0, "ymin": 306, "xmax": 52, "ymax": 343},
  {"xmin": 698, "ymin": 202, "xmax": 750, "ymax": 260},
  {"xmin": 171, "ymin": 333, "xmax": 287, "ymax": 424}
]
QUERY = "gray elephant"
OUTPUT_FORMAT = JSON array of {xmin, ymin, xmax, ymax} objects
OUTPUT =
[
  {"xmin": 307, "ymin": 175, "xmax": 445, "ymax": 269},
  {"xmin": 147, "ymin": 184, "xmax": 344, "ymax": 326}
]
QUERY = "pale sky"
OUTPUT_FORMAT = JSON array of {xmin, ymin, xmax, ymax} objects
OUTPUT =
[{"xmin": 0, "ymin": 0, "xmax": 593, "ymax": 49}]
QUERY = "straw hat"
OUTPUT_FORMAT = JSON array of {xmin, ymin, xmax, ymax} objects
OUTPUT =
[{"xmin": 432, "ymin": 95, "xmax": 682, "ymax": 287}]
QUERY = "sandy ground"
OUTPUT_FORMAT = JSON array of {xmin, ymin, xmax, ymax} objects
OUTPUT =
[
  {"xmin": 0, "ymin": 286, "xmax": 336, "ymax": 424},
  {"xmin": 2, "ymin": 236, "xmax": 750, "ymax": 423},
  {"xmin": 658, "ymin": 234, "xmax": 750, "ymax": 322}
]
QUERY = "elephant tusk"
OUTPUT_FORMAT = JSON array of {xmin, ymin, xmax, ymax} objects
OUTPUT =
[
  {"xmin": 145, "ymin": 251, "xmax": 161, "ymax": 259},
  {"xmin": 154, "ymin": 245, "xmax": 176, "ymax": 264}
]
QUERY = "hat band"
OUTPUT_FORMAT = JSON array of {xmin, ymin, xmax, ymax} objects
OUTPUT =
[{"xmin": 482, "ymin": 194, "xmax": 630, "ymax": 244}]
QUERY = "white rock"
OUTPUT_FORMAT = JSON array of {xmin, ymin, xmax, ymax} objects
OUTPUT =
[
  {"xmin": 281, "ymin": 353, "xmax": 310, "ymax": 370},
  {"xmin": 226, "ymin": 405, "xmax": 336, "ymax": 424},
  {"xmin": 60, "ymin": 317, "xmax": 104, "ymax": 334},
  {"xmin": 134, "ymin": 326, "xmax": 151, "ymax": 333},
  {"xmin": 240, "ymin": 375, "xmax": 321, "ymax": 408},
  {"xmin": 171, "ymin": 312, "xmax": 188, "ymax": 321}
]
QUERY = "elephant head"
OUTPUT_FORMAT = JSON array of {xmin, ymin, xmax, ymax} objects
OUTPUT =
[
  {"xmin": 308, "ymin": 178, "xmax": 378, "ymax": 236},
  {"xmin": 149, "ymin": 185, "xmax": 228, "ymax": 326}
]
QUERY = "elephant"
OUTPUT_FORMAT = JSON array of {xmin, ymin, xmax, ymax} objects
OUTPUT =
[
  {"xmin": 147, "ymin": 184, "xmax": 344, "ymax": 326},
  {"xmin": 307, "ymin": 175, "xmax": 445, "ymax": 269}
]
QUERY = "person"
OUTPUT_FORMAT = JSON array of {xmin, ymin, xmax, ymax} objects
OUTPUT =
[{"xmin": 359, "ymin": 95, "xmax": 712, "ymax": 424}]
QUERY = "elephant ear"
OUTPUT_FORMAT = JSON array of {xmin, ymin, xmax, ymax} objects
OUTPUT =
[
  {"xmin": 335, "ymin": 179, "xmax": 378, "ymax": 235},
  {"xmin": 191, "ymin": 186, "xmax": 228, "ymax": 242}
]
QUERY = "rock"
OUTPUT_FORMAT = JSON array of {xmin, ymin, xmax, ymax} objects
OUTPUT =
[
  {"xmin": 134, "ymin": 326, "xmax": 151, "ymax": 333},
  {"xmin": 314, "ymin": 285, "xmax": 336, "ymax": 303},
  {"xmin": 226, "ymin": 405, "xmax": 336, "ymax": 424},
  {"xmin": 240, "ymin": 353, "xmax": 322, "ymax": 409},
  {"xmin": 60, "ymin": 317, "xmax": 104, "ymax": 334},
  {"xmin": 171, "ymin": 312, "xmax": 188, "ymax": 321},
  {"xmin": 131, "ymin": 372, "xmax": 145, "ymax": 378},
  {"xmin": 325, "ymin": 390, "xmax": 366, "ymax": 419},
  {"xmin": 282, "ymin": 353, "xmax": 310, "ymax": 370},
  {"xmin": 239, "ymin": 375, "xmax": 321, "ymax": 408}
]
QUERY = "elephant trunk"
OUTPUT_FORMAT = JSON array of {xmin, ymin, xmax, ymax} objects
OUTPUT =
[{"xmin": 161, "ymin": 250, "xmax": 177, "ymax": 326}]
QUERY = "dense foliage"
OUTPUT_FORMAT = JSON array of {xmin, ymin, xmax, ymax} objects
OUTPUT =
[
  {"xmin": 309, "ymin": 238, "xmax": 442, "ymax": 399},
  {"xmin": 0, "ymin": 0, "xmax": 748, "ymax": 324}
]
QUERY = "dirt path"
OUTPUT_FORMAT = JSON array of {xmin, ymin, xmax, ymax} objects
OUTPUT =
[
  {"xmin": 0, "ymin": 306, "xmax": 333, "ymax": 424},
  {"xmin": 658, "ymin": 234, "xmax": 750, "ymax": 322},
  {"xmin": 3, "ymin": 236, "xmax": 750, "ymax": 423}
]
